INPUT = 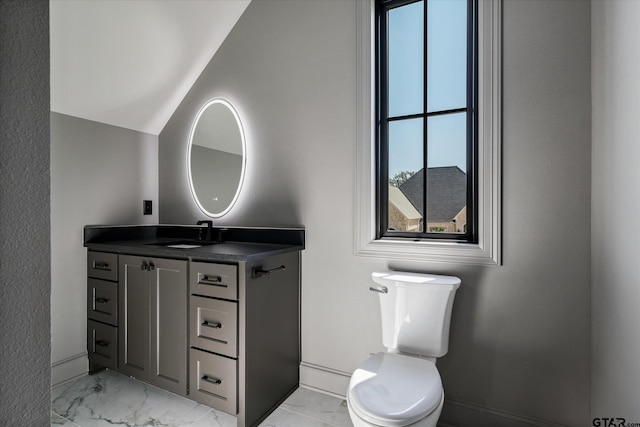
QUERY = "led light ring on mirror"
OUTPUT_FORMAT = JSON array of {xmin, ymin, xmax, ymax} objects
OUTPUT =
[{"xmin": 187, "ymin": 98, "xmax": 247, "ymax": 218}]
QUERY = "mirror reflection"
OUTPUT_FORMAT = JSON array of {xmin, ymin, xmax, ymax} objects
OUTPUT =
[{"xmin": 187, "ymin": 99, "xmax": 246, "ymax": 218}]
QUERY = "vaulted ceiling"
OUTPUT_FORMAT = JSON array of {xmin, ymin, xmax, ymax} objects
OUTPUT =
[{"xmin": 50, "ymin": 0, "xmax": 251, "ymax": 135}]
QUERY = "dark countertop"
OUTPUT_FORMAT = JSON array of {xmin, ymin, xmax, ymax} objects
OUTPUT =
[{"xmin": 84, "ymin": 225, "xmax": 305, "ymax": 262}]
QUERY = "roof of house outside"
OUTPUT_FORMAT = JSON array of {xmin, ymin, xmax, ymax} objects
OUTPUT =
[
  {"xmin": 399, "ymin": 166, "xmax": 467, "ymax": 222},
  {"xmin": 389, "ymin": 186, "xmax": 422, "ymax": 220}
]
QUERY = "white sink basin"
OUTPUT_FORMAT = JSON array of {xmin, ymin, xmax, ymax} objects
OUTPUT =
[{"xmin": 166, "ymin": 244, "xmax": 203, "ymax": 249}]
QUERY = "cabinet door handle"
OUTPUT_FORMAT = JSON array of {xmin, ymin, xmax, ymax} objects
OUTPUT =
[
  {"xmin": 140, "ymin": 261, "xmax": 156, "ymax": 271},
  {"xmin": 201, "ymin": 375, "xmax": 222, "ymax": 385},
  {"xmin": 95, "ymin": 297, "xmax": 110, "ymax": 304},
  {"xmin": 202, "ymin": 321, "xmax": 222, "ymax": 329},
  {"xmin": 95, "ymin": 340, "xmax": 110, "ymax": 348},
  {"xmin": 198, "ymin": 275, "xmax": 225, "ymax": 287},
  {"xmin": 93, "ymin": 261, "xmax": 111, "ymax": 271}
]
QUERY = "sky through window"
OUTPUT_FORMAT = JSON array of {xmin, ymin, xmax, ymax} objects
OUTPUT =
[{"xmin": 387, "ymin": 0, "xmax": 468, "ymax": 177}]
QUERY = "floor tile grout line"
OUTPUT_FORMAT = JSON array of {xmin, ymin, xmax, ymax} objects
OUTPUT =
[
  {"xmin": 280, "ymin": 395, "xmax": 352, "ymax": 427},
  {"xmin": 277, "ymin": 405, "xmax": 349, "ymax": 427},
  {"xmin": 188, "ymin": 408, "xmax": 214, "ymax": 426},
  {"xmin": 276, "ymin": 406, "xmax": 337, "ymax": 426},
  {"xmin": 51, "ymin": 410, "xmax": 82, "ymax": 427}
]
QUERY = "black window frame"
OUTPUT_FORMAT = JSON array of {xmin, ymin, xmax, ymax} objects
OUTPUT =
[{"xmin": 375, "ymin": 0, "xmax": 479, "ymax": 243}]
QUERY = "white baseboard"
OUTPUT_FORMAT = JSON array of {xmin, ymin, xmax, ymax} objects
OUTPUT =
[
  {"xmin": 299, "ymin": 361, "xmax": 351, "ymax": 399},
  {"xmin": 51, "ymin": 352, "xmax": 88, "ymax": 388}
]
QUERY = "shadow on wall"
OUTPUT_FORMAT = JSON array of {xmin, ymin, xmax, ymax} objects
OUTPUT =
[
  {"xmin": 436, "ymin": 269, "xmax": 498, "ymax": 424},
  {"xmin": 238, "ymin": 190, "xmax": 304, "ymax": 227}
]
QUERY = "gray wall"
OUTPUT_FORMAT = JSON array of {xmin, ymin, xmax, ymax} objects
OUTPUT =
[
  {"xmin": 592, "ymin": 0, "xmax": 640, "ymax": 420},
  {"xmin": 0, "ymin": 0, "xmax": 51, "ymax": 424},
  {"xmin": 438, "ymin": 1, "xmax": 591, "ymax": 424},
  {"xmin": 50, "ymin": 112, "xmax": 158, "ymax": 385},
  {"xmin": 159, "ymin": 0, "xmax": 591, "ymax": 425}
]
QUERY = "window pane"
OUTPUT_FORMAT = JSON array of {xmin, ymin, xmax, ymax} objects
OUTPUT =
[
  {"xmin": 388, "ymin": 1, "xmax": 424, "ymax": 118},
  {"xmin": 426, "ymin": 113, "xmax": 467, "ymax": 233},
  {"xmin": 427, "ymin": 112, "xmax": 467, "ymax": 171},
  {"xmin": 388, "ymin": 118, "xmax": 424, "ymax": 232},
  {"xmin": 427, "ymin": 0, "xmax": 467, "ymax": 113}
]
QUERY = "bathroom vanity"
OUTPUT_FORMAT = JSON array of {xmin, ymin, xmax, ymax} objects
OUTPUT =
[{"xmin": 84, "ymin": 225, "xmax": 304, "ymax": 427}]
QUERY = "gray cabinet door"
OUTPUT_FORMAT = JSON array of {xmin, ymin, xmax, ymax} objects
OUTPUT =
[
  {"xmin": 189, "ymin": 348, "xmax": 237, "ymax": 414},
  {"xmin": 149, "ymin": 257, "xmax": 187, "ymax": 396},
  {"xmin": 87, "ymin": 319, "xmax": 118, "ymax": 371},
  {"xmin": 118, "ymin": 255, "xmax": 150, "ymax": 381},
  {"xmin": 87, "ymin": 278, "xmax": 118, "ymax": 326}
]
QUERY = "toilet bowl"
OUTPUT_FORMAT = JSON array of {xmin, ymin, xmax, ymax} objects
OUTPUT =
[
  {"xmin": 347, "ymin": 352, "xmax": 444, "ymax": 427},
  {"xmin": 346, "ymin": 271, "xmax": 460, "ymax": 427}
]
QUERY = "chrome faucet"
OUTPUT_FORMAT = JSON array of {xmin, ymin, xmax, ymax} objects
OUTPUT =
[{"xmin": 196, "ymin": 220, "xmax": 213, "ymax": 241}]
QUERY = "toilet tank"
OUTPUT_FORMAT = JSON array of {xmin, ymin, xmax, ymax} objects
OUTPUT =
[{"xmin": 372, "ymin": 271, "xmax": 461, "ymax": 358}]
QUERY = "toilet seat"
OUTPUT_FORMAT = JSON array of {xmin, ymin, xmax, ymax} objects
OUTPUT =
[{"xmin": 348, "ymin": 352, "xmax": 443, "ymax": 427}]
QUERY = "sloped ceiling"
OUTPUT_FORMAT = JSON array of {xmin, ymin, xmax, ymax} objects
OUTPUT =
[{"xmin": 50, "ymin": 0, "xmax": 251, "ymax": 135}]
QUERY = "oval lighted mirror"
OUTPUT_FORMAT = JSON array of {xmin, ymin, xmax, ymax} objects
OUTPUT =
[{"xmin": 187, "ymin": 99, "xmax": 246, "ymax": 218}]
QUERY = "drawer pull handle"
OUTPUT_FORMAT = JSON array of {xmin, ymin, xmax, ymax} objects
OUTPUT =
[
  {"xmin": 93, "ymin": 261, "xmax": 111, "ymax": 271},
  {"xmin": 198, "ymin": 275, "xmax": 226, "ymax": 287},
  {"xmin": 202, "ymin": 321, "xmax": 222, "ymax": 329},
  {"xmin": 202, "ymin": 375, "xmax": 222, "ymax": 385},
  {"xmin": 95, "ymin": 297, "xmax": 110, "ymax": 304},
  {"xmin": 95, "ymin": 340, "xmax": 110, "ymax": 348},
  {"xmin": 253, "ymin": 265, "xmax": 286, "ymax": 278}
]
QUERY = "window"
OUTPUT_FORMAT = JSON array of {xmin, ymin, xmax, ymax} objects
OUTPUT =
[
  {"xmin": 377, "ymin": 0, "xmax": 476, "ymax": 242},
  {"xmin": 355, "ymin": 0, "xmax": 501, "ymax": 265}
]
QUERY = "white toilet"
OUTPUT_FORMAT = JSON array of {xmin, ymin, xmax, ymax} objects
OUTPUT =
[{"xmin": 347, "ymin": 271, "xmax": 461, "ymax": 427}]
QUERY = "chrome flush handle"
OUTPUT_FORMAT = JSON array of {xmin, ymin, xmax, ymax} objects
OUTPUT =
[{"xmin": 369, "ymin": 285, "xmax": 388, "ymax": 294}]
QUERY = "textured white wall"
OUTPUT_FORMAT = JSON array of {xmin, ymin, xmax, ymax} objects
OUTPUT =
[
  {"xmin": 592, "ymin": 0, "xmax": 640, "ymax": 419},
  {"xmin": 50, "ymin": 113, "xmax": 158, "ymax": 385},
  {"xmin": 159, "ymin": 0, "xmax": 591, "ymax": 425},
  {"xmin": 0, "ymin": 1, "xmax": 51, "ymax": 424}
]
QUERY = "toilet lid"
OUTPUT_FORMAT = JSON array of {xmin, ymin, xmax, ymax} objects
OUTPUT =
[{"xmin": 348, "ymin": 353, "xmax": 442, "ymax": 427}]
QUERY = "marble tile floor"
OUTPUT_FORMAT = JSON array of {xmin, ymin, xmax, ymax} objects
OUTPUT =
[{"xmin": 51, "ymin": 369, "xmax": 353, "ymax": 427}]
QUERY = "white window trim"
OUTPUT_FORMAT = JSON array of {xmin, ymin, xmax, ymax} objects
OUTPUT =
[{"xmin": 355, "ymin": 0, "xmax": 502, "ymax": 265}]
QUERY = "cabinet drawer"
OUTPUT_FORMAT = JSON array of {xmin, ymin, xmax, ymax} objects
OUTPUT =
[
  {"xmin": 88, "ymin": 251, "xmax": 118, "ymax": 281},
  {"xmin": 190, "ymin": 262, "xmax": 237, "ymax": 300},
  {"xmin": 189, "ymin": 348, "xmax": 237, "ymax": 415},
  {"xmin": 87, "ymin": 319, "xmax": 118, "ymax": 370},
  {"xmin": 190, "ymin": 296, "xmax": 237, "ymax": 358},
  {"xmin": 88, "ymin": 278, "xmax": 118, "ymax": 326}
]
